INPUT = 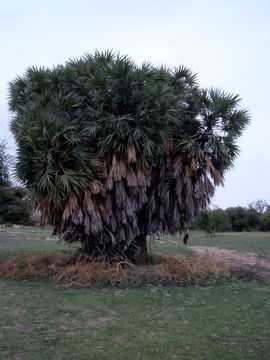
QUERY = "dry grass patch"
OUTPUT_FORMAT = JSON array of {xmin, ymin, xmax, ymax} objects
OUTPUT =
[
  {"xmin": 0, "ymin": 253, "xmax": 127, "ymax": 287},
  {"xmin": 0, "ymin": 252, "xmax": 230, "ymax": 287},
  {"xmin": 145, "ymin": 253, "xmax": 229, "ymax": 285},
  {"xmin": 0, "ymin": 253, "xmax": 68, "ymax": 279},
  {"xmin": 53, "ymin": 254, "xmax": 126, "ymax": 287}
]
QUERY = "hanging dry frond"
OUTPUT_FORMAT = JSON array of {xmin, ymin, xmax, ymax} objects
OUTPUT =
[
  {"xmin": 62, "ymin": 194, "xmax": 79, "ymax": 221},
  {"xmin": 126, "ymin": 168, "xmax": 138, "ymax": 187},
  {"xmin": 190, "ymin": 157, "xmax": 197, "ymax": 172},
  {"xmin": 90, "ymin": 180, "xmax": 106, "ymax": 195},
  {"xmin": 164, "ymin": 136, "xmax": 174, "ymax": 152},
  {"xmin": 205, "ymin": 155, "xmax": 224, "ymax": 185},
  {"xmin": 111, "ymin": 155, "xmax": 127, "ymax": 180},
  {"xmin": 173, "ymin": 155, "xmax": 184, "ymax": 178},
  {"xmin": 127, "ymin": 145, "xmax": 137, "ymax": 164},
  {"xmin": 137, "ymin": 168, "xmax": 147, "ymax": 187}
]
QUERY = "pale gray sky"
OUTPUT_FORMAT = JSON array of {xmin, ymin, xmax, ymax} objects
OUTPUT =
[{"xmin": 1, "ymin": 0, "xmax": 269, "ymax": 208}]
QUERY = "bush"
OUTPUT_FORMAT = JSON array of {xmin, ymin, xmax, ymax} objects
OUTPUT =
[
  {"xmin": 259, "ymin": 207, "xmax": 270, "ymax": 231},
  {"xmin": 0, "ymin": 186, "xmax": 32, "ymax": 225},
  {"xmin": 195, "ymin": 209, "xmax": 231, "ymax": 233},
  {"xmin": 195, "ymin": 203, "xmax": 269, "ymax": 232}
]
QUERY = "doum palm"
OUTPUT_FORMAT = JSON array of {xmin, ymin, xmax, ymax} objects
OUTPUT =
[{"xmin": 9, "ymin": 50, "xmax": 249, "ymax": 261}]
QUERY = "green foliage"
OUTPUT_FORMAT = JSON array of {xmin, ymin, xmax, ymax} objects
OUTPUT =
[
  {"xmin": 0, "ymin": 139, "xmax": 32, "ymax": 225},
  {"xmin": 245, "ymin": 208, "xmax": 261, "ymax": 230},
  {"xmin": 260, "ymin": 207, "xmax": 270, "ymax": 231},
  {"xmin": 195, "ymin": 201, "xmax": 269, "ymax": 232},
  {"xmin": 0, "ymin": 186, "xmax": 31, "ymax": 225},
  {"xmin": 225, "ymin": 207, "xmax": 248, "ymax": 231},
  {"xmin": 193, "ymin": 211, "xmax": 210, "ymax": 231},
  {"xmin": 0, "ymin": 140, "xmax": 11, "ymax": 186},
  {"xmin": 9, "ymin": 50, "xmax": 250, "ymax": 257},
  {"xmin": 196, "ymin": 209, "xmax": 231, "ymax": 233}
]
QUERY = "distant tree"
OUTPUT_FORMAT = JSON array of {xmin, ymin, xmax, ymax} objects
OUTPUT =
[
  {"xmin": 245, "ymin": 207, "xmax": 260, "ymax": 230},
  {"xmin": 225, "ymin": 207, "xmax": 247, "ymax": 231},
  {"xmin": 0, "ymin": 140, "xmax": 11, "ymax": 186},
  {"xmin": 0, "ymin": 186, "xmax": 31, "ymax": 225},
  {"xmin": 0, "ymin": 139, "xmax": 31, "ymax": 225},
  {"xmin": 249, "ymin": 200, "xmax": 268, "ymax": 214},
  {"xmin": 227, "ymin": 205, "xmax": 268, "ymax": 231},
  {"xmin": 259, "ymin": 206, "xmax": 270, "ymax": 231},
  {"xmin": 195, "ymin": 201, "xmax": 270, "ymax": 233},
  {"xmin": 195, "ymin": 211, "xmax": 212, "ymax": 233},
  {"xmin": 196, "ymin": 208, "xmax": 231, "ymax": 233},
  {"xmin": 9, "ymin": 50, "xmax": 250, "ymax": 260},
  {"xmin": 210, "ymin": 209, "xmax": 231, "ymax": 232}
]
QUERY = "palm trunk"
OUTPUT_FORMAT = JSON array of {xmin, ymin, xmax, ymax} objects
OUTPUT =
[
  {"xmin": 125, "ymin": 235, "xmax": 147, "ymax": 264},
  {"xmin": 140, "ymin": 236, "xmax": 147, "ymax": 264}
]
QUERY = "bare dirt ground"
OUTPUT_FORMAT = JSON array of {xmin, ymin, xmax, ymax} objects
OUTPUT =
[
  {"xmin": 190, "ymin": 246, "xmax": 270, "ymax": 280},
  {"xmin": 190, "ymin": 246, "xmax": 270, "ymax": 269}
]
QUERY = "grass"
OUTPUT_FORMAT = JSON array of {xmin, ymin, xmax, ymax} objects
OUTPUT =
[
  {"xmin": 1, "ymin": 227, "xmax": 270, "ymax": 260},
  {"xmin": 152, "ymin": 231, "xmax": 270, "ymax": 260},
  {"xmin": 1, "ymin": 279, "xmax": 270, "ymax": 360},
  {"xmin": 0, "ymin": 227, "xmax": 73, "ymax": 262},
  {"xmin": 0, "ymin": 227, "xmax": 270, "ymax": 359}
]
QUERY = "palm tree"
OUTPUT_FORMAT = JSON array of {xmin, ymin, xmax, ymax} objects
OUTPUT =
[{"xmin": 9, "ymin": 50, "xmax": 249, "ymax": 261}]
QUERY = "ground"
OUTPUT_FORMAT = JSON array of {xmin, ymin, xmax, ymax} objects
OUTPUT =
[
  {"xmin": 0, "ymin": 228, "xmax": 270, "ymax": 359},
  {"xmin": 190, "ymin": 246, "xmax": 270, "ymax": 269},
  {"xmin": 191, "ymin": 246, "xmax": 270, "ymax": 279}
]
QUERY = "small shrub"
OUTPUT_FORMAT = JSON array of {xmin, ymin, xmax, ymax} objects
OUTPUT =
[
  {"xmin": 0, "ymin": 186, "xmax": 32, "ymax": 225},
  {"xmin": 230, "ymin": 265, "xmax": 268, "ymax": 282}
]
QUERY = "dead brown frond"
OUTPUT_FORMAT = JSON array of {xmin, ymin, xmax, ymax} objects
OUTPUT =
[
  {"xmin": 111, "ymin": 155, "xmax": 127, "ymax": 180},
  {"xmin": 127, "ymin": 146, "xmax": 137, "ymax": 164},
  {"xmin": 126, "ymin": 168, "xmax": 138, "ymax": 187},
  {"xmin": 205, "ymin": 155, "xmax": 224, "ymax": 185},
  {"xmin": 190, "ymin": 157, "xmax": 197, "ymax": 172},
  {"xmin": 164, "ymin": 136, "xmax": 174, "ymax": 152},
  {"xmin": 137, "ymin": 168, "xmax": 147, "ymax": 187},
  {"xmin": 89, "ymin": 180, "xmax": 105, "ymax": 195}
]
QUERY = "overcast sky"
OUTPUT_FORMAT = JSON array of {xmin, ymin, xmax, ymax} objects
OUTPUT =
[{"xmin": 0, "ymin": 0, "xmax": 269, "ymax": 208}]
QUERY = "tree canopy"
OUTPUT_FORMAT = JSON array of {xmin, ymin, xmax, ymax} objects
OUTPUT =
[
  {"xmin": 194, "ymin": 201, "xmax": 270, "ymax": 233},
  {"xmin": 0, "ymin": 140, "xmax": 11, "ymax": 186},
  {"xmin": 0, "ymin": 139, "xmax": 31, "ymax": 225},
  {"xmin": 9, "ymin": 50, "xmax": 249, "ymax": 259}
]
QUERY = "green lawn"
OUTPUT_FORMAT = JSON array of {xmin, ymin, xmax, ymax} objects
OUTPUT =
[
  {"xmin": 152, "ymin": 231, "xmax": 270, "ymax": 260},
  {"xmin": 1, "ymin": 227, "xmax": 270, "ymax": 260},
  {"xmin": 1, "ymin": 279, "xmax": 269, "ymax": 360},
  {"xmin": 1, "ymin": 228, "xmax": 270, "ymax": 359},
  {"xmin": 0, "ymin": 227, "xmax": 71, "ymax": 262}
]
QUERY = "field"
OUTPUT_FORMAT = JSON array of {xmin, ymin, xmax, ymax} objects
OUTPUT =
[
  {"xmin": 153, "ymin": 231, "xmax": 270, "ymax": 259},
  {"xmin": 0, "ymin": 228, "xmax": 270, "ymax": 359}
]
